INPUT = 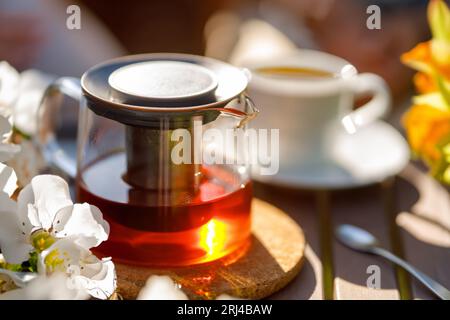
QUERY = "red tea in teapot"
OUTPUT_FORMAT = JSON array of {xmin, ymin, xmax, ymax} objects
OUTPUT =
[{"xmin": 77, "ymin": 150, "xmax": 252, "ymax": 266}]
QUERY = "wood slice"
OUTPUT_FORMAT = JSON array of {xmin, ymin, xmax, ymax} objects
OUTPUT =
[{"xmin": 116, "ymin": 198, "xmax": 306, "ymax": 299}]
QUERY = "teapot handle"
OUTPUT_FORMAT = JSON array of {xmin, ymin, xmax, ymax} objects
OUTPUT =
[{"xmin": 37, "ymin": 77, "xmax": 81, "ymax": 179}]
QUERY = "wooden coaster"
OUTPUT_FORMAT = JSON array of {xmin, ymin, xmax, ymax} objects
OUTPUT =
[{"xmin": 116, "ymin": 198, "xmax": 306, "ymax": 299}]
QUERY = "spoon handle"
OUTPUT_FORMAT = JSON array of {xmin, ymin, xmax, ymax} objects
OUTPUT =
[{"xmin": 373, "ymin": 247, "xmax": 450, "ymax": 300}]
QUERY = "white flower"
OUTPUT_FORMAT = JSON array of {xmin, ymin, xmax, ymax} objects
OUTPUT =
[
  {"xmin": 0, "ymin": 63, "xmax": 51, "ymax": 185},
  {"xmin": 0, "ymin": 115, "xmax": 20, "ymax": 163},
  {"xmin": 0, "ymin": 62, "xmax": 52, "ymax": 136},
  {"xmin": 38, "ymin": 237, "xmax": 116, "ymax": 300},
  {"xmin": 5, "ymin": 139, "xmax": 45, "ymax": 187},
  {"xmin": 12, "ymin": 69, "xmax": 53, "ymax": 136},
  {"xmin": 0, "ymin": 115, "xmax": 20, "ymax": 196},
  {"xmin": 0, "ymin": 174, "xmax": 109, "ymax": 264},
  {"xmin": 74, "ymin": 258, "xmax": 116, "ymax": 300},
  {"xmin": 0, "ymin": 272, "xmax": 88, "ymax": 300},
  {"xmin": 137, "ymin": 275, "xmax": 244, "ymax": 300},
  {"xmin": 0, "ymin": 192, "xmax": 31, "ymax": 263},
  {"xmin": 137, "ymin": 275, "xmax": 188, "ymax": 300},
  {"xmin": 0, "ymin": 174, "xmax": 116, "ymax": 300},
  {"xmin": 0, "ymin": 62, "xmax": 20, "ymax": 117},
  {"xmin": 0, "ymin": 163, "xmax": 18, "ymax": 197}
]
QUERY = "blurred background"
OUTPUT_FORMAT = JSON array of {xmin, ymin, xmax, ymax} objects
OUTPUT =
[{"xmin": 0, "ymin": 0, "xmax": 434, "ymax": 112}]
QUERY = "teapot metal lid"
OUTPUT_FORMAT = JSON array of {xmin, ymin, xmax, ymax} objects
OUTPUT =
[{"xmin": 80, "ymin": 53, "xmax": 249, "ymax": 127}]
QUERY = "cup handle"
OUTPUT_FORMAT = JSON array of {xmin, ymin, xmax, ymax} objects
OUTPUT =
[
  {"xmin": 342, "ymin": 73, "xmax": 391, "ymax": 134},
  {"xmin": 37, "ymin": 77, "xmax": 82, "ymax": 179}
]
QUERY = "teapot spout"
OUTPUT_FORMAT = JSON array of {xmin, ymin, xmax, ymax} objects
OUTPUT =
[{"xmin": 200, "ymin": 95, "xmax": 259, "ymax": 129}]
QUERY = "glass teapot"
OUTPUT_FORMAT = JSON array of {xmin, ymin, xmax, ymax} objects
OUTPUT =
[{"xmin": 37, "ymin": 54, "xmax": 258, "ymax": 267}]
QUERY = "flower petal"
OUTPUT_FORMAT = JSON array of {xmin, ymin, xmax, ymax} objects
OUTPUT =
[
  {"xmin": 0, "ymin": 62, "xmax": 20, "ymax": 115},
  {"xmin": 0, "ymin": 114, "xmax": 11, "ymax": 137},
  {"xmin": 0, "ymin": 115, "xmax": 20, "ymax": 163},
  {"xmin": 403, "ymin": 104, "xmax": 450, "ymax": 162},
  {"xmin": 17, "ymin": 184, "xmax": 40, "ymax": 233},
  {"xmin": 0, "ymin": 163, "xmax": 18, "ymax": 197},
  {"xmin": 137, "ymin": 275, "xmax": 188, "ymax": 300},
  {"xmin": 74, "ymin": 258, "xmax": 116, "ymax": 300},
  {"xmin": 401, "ymin": 42, "xmax": 435, "ymax": 75},
  {"xmin": 39, "ymin": 238, "xmax": 116, "ymax": 299},
  {"xmin": 54, "ymin": 203, "xmax": 109, "ymax": 249},
  {"xmin": 18, "ymin": 175, "xmax": 73, "ymax": 230},
  {"xmin": 428, "ymin": 0, "xmax": 450, "ymax": 42},
  {"xmin": 413, "ymin": 92, "xmax": 449, "ymax": 111},
  {"xmin": 6, "ymin": 139, "xmax": 45, "ymax": 187},
  {"xmin": 431, "ymin": 39, "xmax": 450, "ymax": 67},
  {"xmin": 0, "ymin": 144, "xmax": 21, "ymax": 163},
  {"xmin": 0, "ymin": 241, "xmax": 33, "ymax": 265},
  {"xmin": 0, "ymin": 192, "xmax": 31, "ymax": 264},
  {"xmin": 13, "ymin": 70, "xmax": 53, "ymax": 136},
  {"xmin": 0, "ymin": 273, "xmax": 88, "ymax": 300},
  {"xmin": 38, "ymin": 237, "xmax": 83, "ymax": 274}
]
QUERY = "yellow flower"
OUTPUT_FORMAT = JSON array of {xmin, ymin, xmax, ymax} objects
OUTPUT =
[
  {"xmin": 403, "ymin": 104, "xmax": 450, "ymax": 163},
  {"xmin": 428, "ymin": 0, "xmax": 450, "ymax": 66},
  {"xmin": 402, "ymin": 0, "xmax": 450, "ymax": 184},
  {"xmin": 433, "ymin": 137, "xmax": 450, "ymax": 182},
  {"xmin": 401, "ymin": 0, "xmax": 450, "ymax": 93},
  {"xmin": 413, "ymin": 72, "xmax": 437, "ymax": 94}
]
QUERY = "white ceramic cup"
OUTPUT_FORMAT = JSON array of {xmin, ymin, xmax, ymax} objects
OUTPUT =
[{"xmin": 244, "ymin": 49, "xmax": 391, "ymax": 170}]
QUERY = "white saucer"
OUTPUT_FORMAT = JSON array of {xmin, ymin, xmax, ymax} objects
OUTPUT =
[{"xmin": 252, "ymin": 121, "xmax": 410, "ymax": 190}]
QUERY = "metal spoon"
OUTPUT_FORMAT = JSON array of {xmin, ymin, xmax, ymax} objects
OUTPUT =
[
  {"xmin": 0, "ymin": 268, "xmax": 38, "ymax": 287},
  {"xmin": 335, "ymin": 224, "xmax": 450, "ymax": 300}
]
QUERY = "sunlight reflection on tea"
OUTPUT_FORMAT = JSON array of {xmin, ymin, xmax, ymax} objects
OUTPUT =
[{"xmin": 198, "ymin": 218, "xmax": 228, "ymax": 258}]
